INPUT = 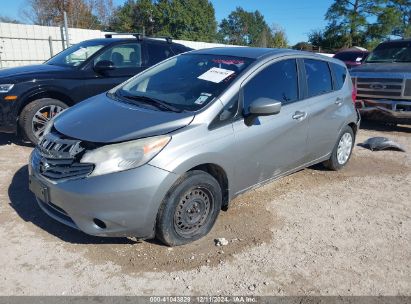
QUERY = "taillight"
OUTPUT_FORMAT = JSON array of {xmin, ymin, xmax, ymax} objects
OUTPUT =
[{"xmin": 351, "ymin": 87, "xmax": 357, "ymax": 103}]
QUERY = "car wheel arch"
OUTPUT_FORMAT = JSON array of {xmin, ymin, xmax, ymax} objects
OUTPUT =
[
  {"xmin": 348, "ymin": 122, "xmax": 358, "ymax": 137},
  {"xmin": 187, "ymin": 163, "xmax": 230, "ymax": 209},
  {"xmin": 166, "ymin": 161, "xmax": 230, "ymax": 210},
  {"xmin": 17, "ymin": 90, "xmax": 74, "ymax": 116}
]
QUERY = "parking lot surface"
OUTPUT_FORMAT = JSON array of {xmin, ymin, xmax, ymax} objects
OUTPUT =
[{"xmin": 0, "ymin": 122, "xmax": 410, "ymax": 295}]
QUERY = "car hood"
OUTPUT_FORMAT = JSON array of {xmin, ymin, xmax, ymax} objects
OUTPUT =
[
  {"xmin": 350, "ymin": 62, "xmax": 411, "ymax": 76},
  {"xmin": 53, "ymin": 93, "xmax": 195, "ymax": 143},
  {"xmin": 0, "ymin": 64, "xmax": 70, "ymax": 80}
]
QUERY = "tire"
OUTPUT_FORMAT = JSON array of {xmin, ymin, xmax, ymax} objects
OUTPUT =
[
  {"xmin": 323, "ymin": 126, "xmax": 354, "ymax": 171},
  {"xmin": 156, "ymin": 170, "xmax": 222, "ymax": 246},
  {"xmin": 19, "ymin": 98, "xmax": 68, "ymax": 144}
]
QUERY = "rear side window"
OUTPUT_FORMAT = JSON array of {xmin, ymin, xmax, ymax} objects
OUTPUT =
[
  {"xmin": 172, "ymin": 45, "xmax": 190, "ymax": 54},
  {"xmin": 331, "ymin": 63, "xmax": 347, "ymax": 90},
  {"xmin": 147, "ymin": 43, "xmax": 173, "ymax": 65},
  {"xmin": 304, "ymin": 59, "xmax": 332, "ymax": 97},
  {"xmin": 243, "ymin": 59, "xmax": 299, "ymax": 113}
]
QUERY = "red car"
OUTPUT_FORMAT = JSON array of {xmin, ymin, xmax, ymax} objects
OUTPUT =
[{"xmin": 334, "ymin": 50, "xmax": 369, "ymax": 69}]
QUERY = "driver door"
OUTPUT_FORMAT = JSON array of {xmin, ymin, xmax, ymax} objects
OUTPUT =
[
  {"xmin": 232, "ymin": 59, "xmax": 310, "ymax": 194},
  {"xmin": 79, "ymin": 42, "xmax": 146, "ymax": 100}
]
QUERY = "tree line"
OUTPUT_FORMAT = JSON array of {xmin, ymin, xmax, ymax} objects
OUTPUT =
[
  {"xmin": 3, "ymin": 0, "xmax": 288, "ymax": 48},
  {"xmin": 1, "ymin": 0, "xmax": 410, "ymax": 51},
  {"xmin": 305, "ymin": 0, "xmax": 411, "ymax": 51}
]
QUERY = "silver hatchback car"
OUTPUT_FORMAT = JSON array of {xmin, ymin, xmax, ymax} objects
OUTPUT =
[{"xmin": 29, "ymin": 47, "xmax": 360, "ymax": 246}]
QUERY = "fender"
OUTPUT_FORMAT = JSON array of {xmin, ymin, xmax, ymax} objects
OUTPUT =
[{"xmin": 15, "ymin": 83, "xmax": 74, "ymax": 117}]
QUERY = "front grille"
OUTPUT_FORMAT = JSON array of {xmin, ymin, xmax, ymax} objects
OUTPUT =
[
  {"xmin": 36, "ymin": 131, "xmax": 94, "ymax": 180},
  {"xmin": 357, "ymin": 78, "xmax": 403, "ymax": 83},
  {"xmin": 355, "ymin": 77, "xmax": 406, "ymax": 99},
  {"xmin": 405, "ymin": 79, "xmax": 411, "ymax": 97},
  {"xmin": 38, "ymin": 157, "xmax": 94, "ymax": 179},
  {"xmin": 357, "ymin": 90, "xmax": 402, "ymax": 97}
]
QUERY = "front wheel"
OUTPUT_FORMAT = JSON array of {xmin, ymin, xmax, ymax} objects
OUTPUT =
[
  {"xmin": 156, "ymin": 170, "xmax": 222, "ymax": 246},
  {"xmin": 323, "ymin": 126, "xmax": 354, "ymax": 171},
  {"xmin": 19, "ymin": 98, "xmax": 68, "ymax": 144}
]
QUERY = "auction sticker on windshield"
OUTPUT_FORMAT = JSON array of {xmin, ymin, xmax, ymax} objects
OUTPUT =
[{"xmin": 198, "ymin": 67, "xmax": 235, "ymax": 83}]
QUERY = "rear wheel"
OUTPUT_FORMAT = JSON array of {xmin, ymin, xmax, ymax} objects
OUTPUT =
[
  {"xmin": 156, "ymin": 170, "xmax": 222, "ymax": 246},
  {"xmin": 323, "ymin": 126, "xmax": 354, "ymax": 171},
  {"xmin": 19, "ymin": 98, "xmax": 68, "ymax": 144}
]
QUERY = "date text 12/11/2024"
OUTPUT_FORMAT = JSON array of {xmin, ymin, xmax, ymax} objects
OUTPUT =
[{"xmin": 149, "ymin": 296, "xmax": 258, "ymax": 303}]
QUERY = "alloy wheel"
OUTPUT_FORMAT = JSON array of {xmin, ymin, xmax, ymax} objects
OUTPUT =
[{"xmin": 32, "ymin": 105, "xmax": 64, "ymax": 139}]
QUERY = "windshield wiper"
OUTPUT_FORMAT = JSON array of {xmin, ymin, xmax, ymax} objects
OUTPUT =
[{"xmin": 119, "ymin": 93, "xmax": 182, "ymax": 113}]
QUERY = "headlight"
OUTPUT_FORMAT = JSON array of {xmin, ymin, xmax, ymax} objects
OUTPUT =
[
  {"xmin": 80, "ymin": 135, "xmax": 171, "ymax": 177},
  {"xmin": 0, "ymin": 84, "xmax": 14, "ymax": 93}
]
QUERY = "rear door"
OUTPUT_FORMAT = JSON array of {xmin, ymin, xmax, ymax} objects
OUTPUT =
[
  {"xmin": 303, "ymin": 59, "xmax": 348, "ymax": 161},
  {"xmin": 232, "ymin": 58, "xmax": 310, "ymax": 194}
]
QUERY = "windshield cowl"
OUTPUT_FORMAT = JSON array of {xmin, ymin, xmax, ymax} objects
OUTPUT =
[{"xmin": 114, "ymin": 90, "xmax": 184, "ymax": 113}]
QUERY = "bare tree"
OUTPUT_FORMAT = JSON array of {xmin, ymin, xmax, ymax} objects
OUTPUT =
[
  {"xmin": 21, "ymin": 0, "xmax": 113, "ymax": 29},
  {"xmin": 91, "ymin": 0, "xmax": 114, "ymax": 29}
]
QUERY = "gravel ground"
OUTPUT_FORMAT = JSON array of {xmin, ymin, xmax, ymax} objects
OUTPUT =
[{"xmin": 0, "ymin": 122, "xmax": 410, "ymax": 296}]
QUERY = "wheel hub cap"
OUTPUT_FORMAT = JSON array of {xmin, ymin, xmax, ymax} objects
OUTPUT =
[{"xmin": 337, "ymin": 132, "xmax": 353, "ymax": 165}]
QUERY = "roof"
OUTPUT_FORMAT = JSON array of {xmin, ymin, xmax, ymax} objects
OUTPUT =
[
  {"xmin": 82, "ymin": 37, "xmax": 186, "ymax": 46},
  {"xmin": 381, "ymin": 38, "xmax": 411, "ymax": 44},
  {"xmin": 190, "ymin": 47, "xmax": 342, "ymax": 64},
  {"xmin": 190, "ymin": 47, "xmax": 293, "ymax": 59}
]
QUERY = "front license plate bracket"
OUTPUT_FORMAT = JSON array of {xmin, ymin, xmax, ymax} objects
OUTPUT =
[{"xmin": 29, "ymin": 175, "xmax": 50, "ymax": 203}]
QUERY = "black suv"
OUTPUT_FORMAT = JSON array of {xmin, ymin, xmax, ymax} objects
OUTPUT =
[{"xmin": 0, "ymin": 34, "xmax": 191, "ymax": 143}]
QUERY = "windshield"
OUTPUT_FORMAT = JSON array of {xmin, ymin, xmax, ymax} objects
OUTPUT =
[
  {"xmin": 114, "ymin": 53, "xmax": 254, "ymax": 111},
  {"xmin": 46, "ymin": 41, "xmax": 105, "ymax": 67},
  {"xmin": 366, "ymin": 41, "xmax": 411, "ymax": 63}
]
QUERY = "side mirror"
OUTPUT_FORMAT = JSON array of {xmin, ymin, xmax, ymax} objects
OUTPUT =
[
  {"xmin": 249, "ymin": 97, "xmax": 281, "ymax": 116},
  {"xmin": 94, "ymin": 60, "xmax": 115, "ymax": 73}
]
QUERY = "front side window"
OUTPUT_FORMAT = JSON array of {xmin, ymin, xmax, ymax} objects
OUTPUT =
[
  {"xmin": 94, "ymin": 43, "xmax": 142, "ymax": 68},
  {"xmin": 243, "ymin": 59, "xmax": 299, "ymax": 114},
  {"xmin": 114, "ymin": 54, "xmax": 254, "ymax": 112},
  {"xmin": 304, "ymin": 59, "xmax": 332, "ymax": 98},
  {"xmin": 46, "ymin": 41, "xmax": 105, "ymax": 67}
]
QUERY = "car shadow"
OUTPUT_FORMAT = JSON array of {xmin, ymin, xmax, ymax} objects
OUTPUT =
[
  {"xmin": 0, "ymin": 133, "xmax": 33, "ymax": 147},
  {"xmin": 360, "ymin": 120, "xmax": 411, "ymax": 134},
  {"xmin": 8, "ymin": 165, "xmax": 136, "ymax": 245}
]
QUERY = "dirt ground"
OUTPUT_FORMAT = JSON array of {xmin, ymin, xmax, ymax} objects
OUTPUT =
[{"xmin": 0, "ymin": 121, "xmax": 410, "ymax": 296}]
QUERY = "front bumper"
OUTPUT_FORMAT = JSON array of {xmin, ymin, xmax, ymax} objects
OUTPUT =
[
  {"xmin": 29, "ymin": 151, "xmax": 179, "ymax": 239},
  {"xmin": 356, "ymin": 99, "xmax": 411, "ymax": 124}
]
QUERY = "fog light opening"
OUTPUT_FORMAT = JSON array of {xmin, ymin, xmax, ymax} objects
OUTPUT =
[{"xmin": 93, "ymin": 218, "xmax": 107, "ymax": 229}]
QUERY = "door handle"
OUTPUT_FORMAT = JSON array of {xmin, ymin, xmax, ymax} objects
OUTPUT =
[
  {"xmin": 292, "ymin": 111, "xmax": 307, "ymax": 120},
  {"xmin": 335, "ymin": 97, "xmax": 343, "ymax": 106}
]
